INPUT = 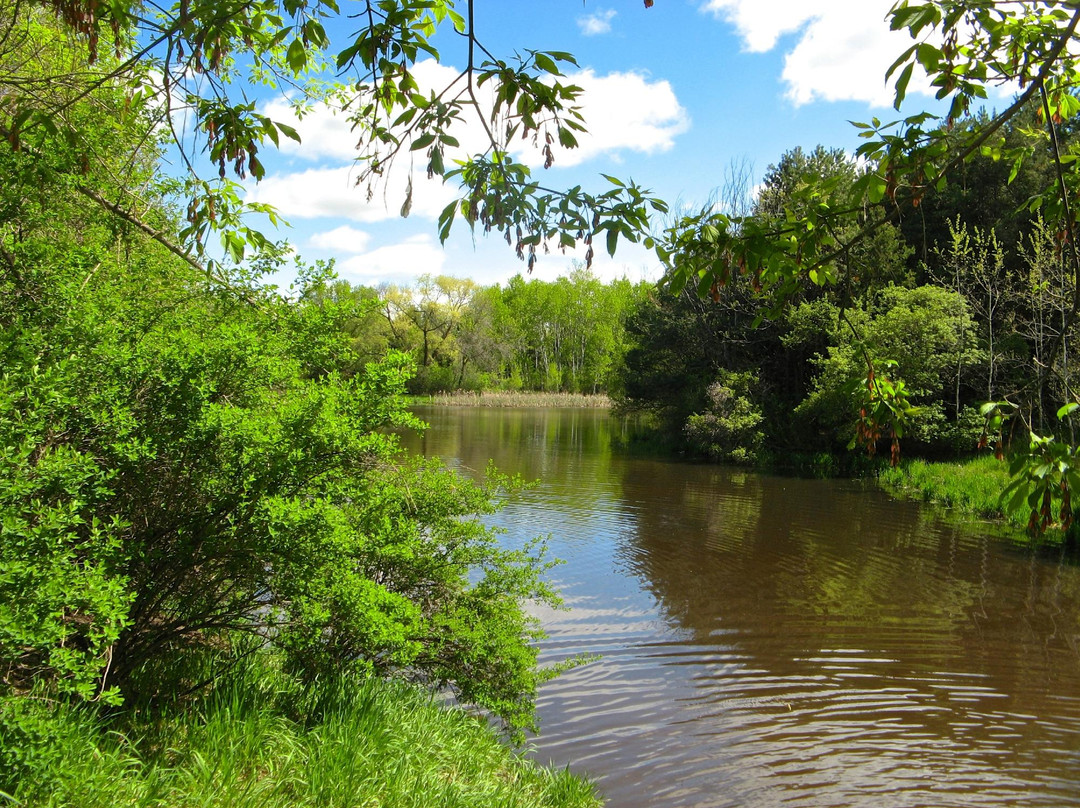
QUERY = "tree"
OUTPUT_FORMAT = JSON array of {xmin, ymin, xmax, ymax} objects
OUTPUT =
[
  {"xmin": 0, "ymin": 16, "xmax": 572, "ymax": 732},
  {"xmin": 380, "ymin": 274, "xmax": 478, "ymax": 392},
  {"xmin": 0, "ymin": 0, "xmax": 664, "ymax": 280},
  {"xmin": 301, "ymin": 276, "xmax": 395, "ymax": 371},
  {"xmin": 454, "ymin": 285, "xmax": 509, "ymax": 389},
  {"xmin": 653, "ymin": 1, "xmax": 1080, "ymax": 535},
  {"xmin": 931, "ymin": 219, "xmax": 1014, "ymax": 409}
]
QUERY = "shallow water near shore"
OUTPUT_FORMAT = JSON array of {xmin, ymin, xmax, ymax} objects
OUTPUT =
[{"xmin": 401, "ymin": 406, "xmax": 1080, "ymax": 808}]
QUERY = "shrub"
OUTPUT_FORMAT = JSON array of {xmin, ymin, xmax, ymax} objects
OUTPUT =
[
  {"xmin": 684, "ymin": 370, "xmax": 765, "ymax": 464},
  {"xmin": 1, "ymin": 237, "xmax": 560, "ymax": 732}
]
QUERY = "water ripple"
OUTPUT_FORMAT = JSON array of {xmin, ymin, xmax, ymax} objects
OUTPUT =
[{"xmin": 406, "ymin": 408, "xmax": 1080, "ymax": 808}]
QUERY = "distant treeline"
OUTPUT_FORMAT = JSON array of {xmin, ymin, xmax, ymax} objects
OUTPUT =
[
  {"xmin": 333, "ymin": 108, "xmax": 1079, "ymax": 467},
  {"xmin": 306, "ymin": 267, "xmax": 648, "ymax": 395}
]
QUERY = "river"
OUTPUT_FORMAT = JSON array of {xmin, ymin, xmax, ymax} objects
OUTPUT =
[{"xmin": 400, "ymin": 406, "xmax": 1080, "ymax": 808}]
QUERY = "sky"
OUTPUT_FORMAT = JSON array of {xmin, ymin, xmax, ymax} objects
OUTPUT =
[{"xmin": 230, "ymin": 0, "xmax": 971, "ymax": 289}]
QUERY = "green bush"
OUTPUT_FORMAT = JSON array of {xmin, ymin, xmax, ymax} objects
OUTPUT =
[
  {"xmin": 1, "ymin": 210, "xmax": 561, "ymax": 734},
  {"xmin": 791, "ymin": 286, "xmax": 981, "ymax": 453},
  {"xmin": 683, "ymin": 370, "xmax": 765, "ymax": 464}
]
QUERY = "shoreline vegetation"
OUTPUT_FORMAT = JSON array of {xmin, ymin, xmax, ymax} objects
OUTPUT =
[
  {"xmin": 878, "ymin": 454, "xmax": 1073, "ymax": 546},
  {"xmin": 414, "ymin": 395, "xmax": 1048, "ymax": 542},
  {"xmin": 416, "ymin": 396, "xmax": 1067, "ymax": 545},
  {"xmin": 878, "ymin": 455, "xmax": 1013, "ymax": 523},
  {"xmin": 415, "ymin": 391, "xmax": 613, "ymax": 408},
  {"xmin": 414, "ymin": 396, "xmax": 1045, "ymax": 542},
  {"xmin": 2, "ymin": 653, "xmax": 601, "ymax": 808},
  {"xmin": 877, "ymin": 454, "xmax": 1048, "ymax": 540}
]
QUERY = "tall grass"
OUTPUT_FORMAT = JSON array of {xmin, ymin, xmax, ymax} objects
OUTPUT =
[
  {"xmin": 419, "ymin": 391, "xmax": 612, "ymax": 408},
  {"xmin": 1, "ymin": 655, "xmax": 601, "ymax": 808},
  {"xmin": 878, "ymin": 454, "xmax": 1017, "ymax": 523}
]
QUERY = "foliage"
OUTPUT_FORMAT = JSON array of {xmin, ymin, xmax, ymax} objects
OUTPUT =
[
  {"xmin": 683, "ymin": 370, "xmax": 764, "ymax": 464},
  {"xmin": 978, "ymin": 401, "xmax": 1080, "ymax": 537},
  {"xmin": 616, "ymin": 274, "xmax": 983, "ymax": 462},
  {"xmin": 654, "ymin": 1, "xmax": 1080, "ymax": 532},
  {"xmin": 1, "ymin": 85, "xmax": 567, "ymax": 732},
  {"xmin": 0, "ymin": 0, "xmax": 665, "ymax": 277},
  {"xmin": 301, "ymin": 277, "xmax": 394, "ymax": 371}
]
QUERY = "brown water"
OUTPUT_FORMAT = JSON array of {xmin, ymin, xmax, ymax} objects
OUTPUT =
[{"xmin": 401, "ymin": 406, "xmax": 1080, "ymax": 807}]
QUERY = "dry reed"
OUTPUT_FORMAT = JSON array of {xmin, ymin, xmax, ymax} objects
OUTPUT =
[{"xmin": 423, "ymin": 390, "xmax": 612, "ymax": 408}]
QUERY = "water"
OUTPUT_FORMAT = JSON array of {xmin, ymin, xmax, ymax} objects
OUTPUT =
[{"xmin": 400, "ymin": 406, "xmax": 1080, "ymax": 807}]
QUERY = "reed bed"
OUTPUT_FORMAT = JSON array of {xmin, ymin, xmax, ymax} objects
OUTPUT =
[{"xmin": 422, "ymin": 390, "xmax": 612, "ymax": 409}]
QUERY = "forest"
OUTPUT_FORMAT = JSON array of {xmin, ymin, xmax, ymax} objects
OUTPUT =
[{"xmin": 347, "ymin": 126, "xmax": 1076, "ymax": 479}]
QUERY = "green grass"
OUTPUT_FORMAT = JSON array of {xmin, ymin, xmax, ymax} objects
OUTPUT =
[
  {"xmin": 878, "ymin": 454, "xmax": 1018, "ymax": 523},
  {"xmin": 417, "ymin": 391, "xmax": 612, "ymax": 408},
  {"xmin": 1, "ymin": 656, "xmax": 602, "ymax": 808}
]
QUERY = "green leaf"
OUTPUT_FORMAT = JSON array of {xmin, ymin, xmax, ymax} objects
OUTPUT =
[
  {"xmin": 412, "ymin": 133, "xmax": 436, "ymax": 151},
  {"xmin": 695, "ymin": 270, "xmax": 713, "ymax": 298},
  {"xmin": 286, "ymin": 39, "xmax": 308, "ymax": 73},
  {"xmin": 276, "ymin": 122, "xmax": 301, "ymax": 143},
  {"xmin": 533, "ymin": 53, "xmax": 558, "ymax": 75},
  {"xmin": 865, "ymin": 174, "xmax": 887, "ymax": 204},
  {"xmin": 885, "ymin": 44, "xmax": 917, "ymax": 78},
  {"xmin": 916, "ymin": 43, "xmax": 941, "ymax": 70},
  {"xmin": 438, "ymin": 201, "xmax": 457, "ymax": 242},
  {"xmin": 893, "ymin": 62, "xmax": 914, "ymax": 110}
]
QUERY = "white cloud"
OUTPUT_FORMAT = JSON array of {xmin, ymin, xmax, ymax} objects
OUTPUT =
[
  {"xmin": 337, "ymin": 234, "xmax": 446, "ymax": 280},
  {"xmin": 246, "ymin": 164, "xmax": 458, "ymax": 223},
  {"xmin": 309, "ymin": 225, "xmax": 371, "ymax": 253},
  {"xmin": 702, "ymin": 0, "xmax": 826, "ymax": 52},
  {"xmin": 702, "ymin": 0, "xmax": 928, "ymax": 107},
  {"xmin": 578, "ymin": 9, "xmax": 617, "ymax": 36},
  {"xmin": 259, "ymin": 60, "xmax": 687, "ymax": 174},
  {"xmin": 533, "ymin": 69, "xmax": 690, "ymax": 168},
  {"xmin": 261, "ymin": 98, "xmax": 358, "ymax": 162}
]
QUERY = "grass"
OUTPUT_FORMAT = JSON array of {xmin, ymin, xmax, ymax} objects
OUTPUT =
[
  {"xmin": 878, "ymin": 454, "xmax": 1080, "ymax": 547},
  {"xmin": 878, "ymin": 454, "xmax": 1018, "ymax": 523},
  {"xmin": 417, "ymin": 391, "xmax": 612, "ymax": 408},
  {"xmin": 1, "ymin": 655, "xmax": 602, "ymax": 808}
]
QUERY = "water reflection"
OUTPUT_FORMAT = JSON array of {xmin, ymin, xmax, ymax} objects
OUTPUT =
[{"xmin": 401, "ymin": 407, "xmax": 1080, "ymax": 807}]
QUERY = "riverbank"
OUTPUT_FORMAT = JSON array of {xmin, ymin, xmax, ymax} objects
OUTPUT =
[
  {"xmin": 416, "ymin": 391, "xmax": 612, "ymax": 408},
  {"xmin": 2, "ymin": 656, "xmax": 601, "ymax": 808},
  {"xmin": 878, "ymin": 455, "xmax": 1013, "ymax": 522},
  {"xmin": 873, "ymin": 455, "xmax": 1078, "ymax": 546}
]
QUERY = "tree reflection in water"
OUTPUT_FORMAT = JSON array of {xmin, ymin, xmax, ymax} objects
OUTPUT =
[{"xmin": 403, "ymin": 406, "xmax": 1080, "ymax": 808}]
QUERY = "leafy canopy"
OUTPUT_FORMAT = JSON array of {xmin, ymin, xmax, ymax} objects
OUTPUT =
[{"xmin": 0, "ymin": 0, "xmax": 666, "ymax": 275}]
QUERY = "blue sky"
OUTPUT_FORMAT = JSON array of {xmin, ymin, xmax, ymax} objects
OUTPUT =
[{"xmin": 235, "ymin": 0, "xmax": 961, "ymax": 288}]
